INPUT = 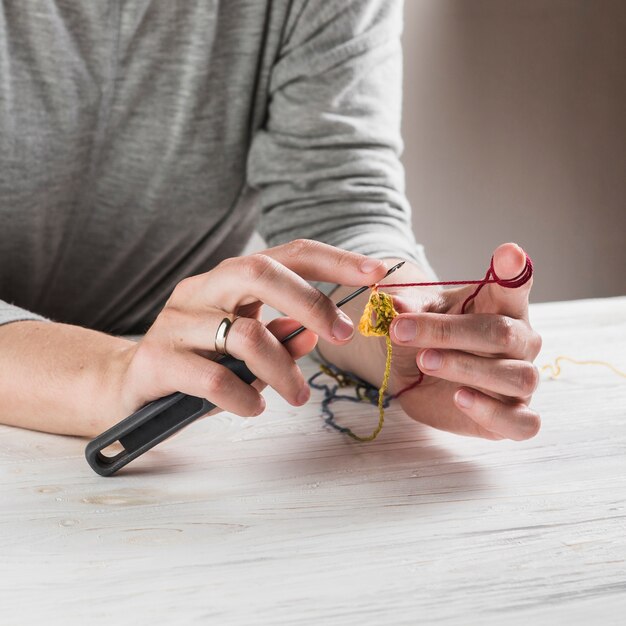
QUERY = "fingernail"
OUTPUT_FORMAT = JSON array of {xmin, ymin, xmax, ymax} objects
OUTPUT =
[
  {"xmin": 360, "ymin": 258, "xmax": 385, "ymax": 274},
  {"xmin": 332, "ymin": 312, "xmax": 354, "ymax": 341},
  {"xmin": 420, "ymin": 349, "xmax": 442, "ymax": 370},
  {"xmin": 455, "ymin": 389, "xmax": 474, "ymax": 409},
  {"xmin": 393, "ymin": 318, "xmax": 417, "ymax": 342},
  {"xmin": 296, "ymin": 385, "xmax": 310, "ymax": 405}
]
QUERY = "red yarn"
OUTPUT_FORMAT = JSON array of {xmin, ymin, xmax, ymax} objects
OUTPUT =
[
  {"xmin": 385, "ymin": 253, "xmax": 533, "ymax": 399},
  {"xmin": 382, "ymin": 255, "xmax": 533, "ymax": 305},
  {"xmin": 391, "ymin": 371, "xmax": 423, "ymax": 400},
  {"xmin": 459, "ymin": 254, "xmax": 533, "ymax": 313}
]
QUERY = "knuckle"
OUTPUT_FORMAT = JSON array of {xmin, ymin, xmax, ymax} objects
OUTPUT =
[
  {"xmin": 199, "ymin": 365, "xmax": 230, "ymax": 397},
  {"xmin": 171, "ymin": 276, "xmax": 197, "ymax": 301},
  {"xmin": 456, "ymin": 354, "xmax": 474, "ymax": 377},
  {"xmin": 491, "ymin": 317, "xmax": 517, "ymax": 352},
  {"xmin": 286, "ymin": 238, "xmax": 315, "ymax": 259},
  {"xmin": 334, "ymin": 248, "xmax": 357, "ymax": 271},
  {"xmin": 303, "ymin": 286, "xmax": 330, "ymax": 317},
  {"xmin": 242, "ymin": 254, "xmax": 276, "ymax": 282},
  {"xmin": 519, "ymin": 364, "xmax": 540, "ymax": 395},
  {"xmin": 216, "ymin": 256, "xmax": 236, "ymax": 271},
  {"xmin": 432, "ymin": 318, "xmax": 454, "ymax": 345},
  {"xmin": 236, "ymin": 319, "xmax": 268, "ymax": 353},
  {"xmin": 526, "ymin": 413, "xmax": 542, "ymax": 439},
  {"xmin": 529, "ymin": 331, "xmax": 543, "ymax": 358}
]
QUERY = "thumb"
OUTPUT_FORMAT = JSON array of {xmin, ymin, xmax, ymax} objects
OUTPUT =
[{"xmin": 479, "ymin": 243, "xmax": 533, "ymax": 320}]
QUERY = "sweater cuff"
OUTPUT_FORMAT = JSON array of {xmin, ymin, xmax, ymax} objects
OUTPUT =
[{"xmin": 0, "ymin": 301, "xmax": 49, "ymax": 327}]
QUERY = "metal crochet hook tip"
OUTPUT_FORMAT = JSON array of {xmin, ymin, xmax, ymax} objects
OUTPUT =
[
  {"xmin": 281, "ymin": 260, "xmax": 406, "ymax": 343},
  {"xmin": 384, "ymin": 260, "xmax": 405, "ymax": 277}
]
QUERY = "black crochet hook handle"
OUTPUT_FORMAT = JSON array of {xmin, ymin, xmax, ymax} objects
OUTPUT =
[
  {"xmin": 85, "ymin": 354, "xmax": 256, "ymax": 476},
  {"xmin": 85, "ymin": 317, "xmax": 319, "ymax": 477},
  {"xmin": 85, "ymin": 261, "xmax": 405, "ymax": 476}
]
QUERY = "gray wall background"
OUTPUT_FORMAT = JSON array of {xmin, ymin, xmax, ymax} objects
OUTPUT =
[{"xmin": 401, "ymin": 0, "xmax": 625, "ymax": 302}]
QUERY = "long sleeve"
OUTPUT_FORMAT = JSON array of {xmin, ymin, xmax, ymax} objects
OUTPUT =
[
  {"xmin": 247, "ymin": 0, "xmax": 435, "ymax": 293},
  {"xmin": 0, "ymin": 301, "xmax": 48, "ymax": 327}
]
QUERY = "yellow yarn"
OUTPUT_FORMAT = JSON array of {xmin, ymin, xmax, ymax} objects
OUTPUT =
[
  {"xmin": 323, "ymin": 290, "xmax": 625, "ymax": 443},
  {"xmin": 541, "ymin": 356, "xmax": 626, "ymax": 380},
  {"xmin": 358, "ymin": 288, "xmax": 398, "ymax": 339},
  {"xmin": 347, "ymin": 288, "xmax": 398, "ymax": 442}
]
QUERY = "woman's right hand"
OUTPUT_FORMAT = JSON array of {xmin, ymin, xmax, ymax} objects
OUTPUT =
[{"xmin": 114, "ymin": 239, "xmax": 389, "ymax": 422}]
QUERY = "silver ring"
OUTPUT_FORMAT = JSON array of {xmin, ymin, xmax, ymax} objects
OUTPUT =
[{"xmin": 214, "ymin": 317, "xmax": 234, "ymax": 355}]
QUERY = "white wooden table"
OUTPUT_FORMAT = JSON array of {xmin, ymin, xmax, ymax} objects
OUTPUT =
[{"xmin": 1, "ymin": 297, "xmax": 625, "ymax": 625}]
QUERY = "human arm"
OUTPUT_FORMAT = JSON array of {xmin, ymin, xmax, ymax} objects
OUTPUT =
[
  {"xmin": 246, "ymin": 2, "xmax": 541, "ymax": 440},
  {"xmin": 0, "ymin": 241, "xmax": 387, "ymax": 437},
  {"xmin": 318, "ymin": 242, "xmax": 542, "ymax": 440},
  {"xmin": 247, "ymin": 0, "xmax": 436, "ymax": 294},
  {"xmin": 0, "ymin": 320, "xmax": 133, "ymax": 436}
]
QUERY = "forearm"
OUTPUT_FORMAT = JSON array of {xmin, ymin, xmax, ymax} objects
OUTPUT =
[
  {"xmin": 0, "ymin": 320, "xmax": 133, "ymax": 437},
  {"xmin": 317, "ymin": 258, "xmax": 429, "ymax": 393}
]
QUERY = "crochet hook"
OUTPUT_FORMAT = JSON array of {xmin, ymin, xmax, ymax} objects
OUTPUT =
[{"xmin": 85, "ymin": 260, "xmax": 405, "ymax": 476}]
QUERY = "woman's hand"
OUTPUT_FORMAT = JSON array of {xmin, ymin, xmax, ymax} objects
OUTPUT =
[
  {"xmin": 116, "ymin": 239, "xmax": 389, "ymax": 421},
  {"xmin": 386, "ymin": 243, "xmax": 542, "ymax": 440}
]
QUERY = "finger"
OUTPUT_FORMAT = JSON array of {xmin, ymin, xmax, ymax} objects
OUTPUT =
[
  {"xmin": 417, "ymin": 349, "xmax": 540, "ymax": 399},
  {"xmin": 454, "ymin": 386, "xmax": 541, "ymax": 440},
  {"xmin": 396, "ymin": 382, "xmax": 505, "ymax": 440},
  {"xmin": 390, "ymin": 312, "xmax": 540, "ymax": 359},
  {"xmin": 478, "ymin": 242, "xmax": 533, "ymax": 320},
  {"xmin": 183, "ymin": 254, "xmax": 356, "ymax": 344},
  {"xmin": 224, "ymin": 317, "xmax": 311, "ymax": 406},
  {"xmin": 157, "ymin": 308, "xmax": 315, "ymax": 407},
  {"xmin": 265, "ymin": 239, "xmax": 389, "ymax": 286},
  {"xmin": 391, "ymin": 292, "xmax": 440, "ymax": 315},
  {"xmin": 265, "ymin": 317, "xmax": 318, "ymax": 360},
  {"xmin": 157, "ymin": 306, "xmax": 317, "ymax": 357},
  {"xmin": 160, "ymin": 349, "xmax": 266, "ymax": 418},
  {"xmin": 247, "ymin": 317, "xmax": 317, "ymax": 399}
]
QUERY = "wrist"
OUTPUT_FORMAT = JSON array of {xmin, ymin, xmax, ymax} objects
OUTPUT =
[
  {"xmin": 60, "ymin": 328, "xmax": 138, "ymax": 436},
  {"xmin": 0, "ymin": 320, "xmax": 137, "ymax": 437},
  {"xmin": 94, "ymin": 339, "xmax": 138, "ymax": 432},
  {"xmin": 317, "ymin": 257, "xmax": 428, "ymax": 386}
]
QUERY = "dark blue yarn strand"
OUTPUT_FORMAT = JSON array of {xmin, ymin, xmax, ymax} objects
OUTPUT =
[{"xmin": 307, "ymin": 364, "xmax": 392, "ymax": 436}]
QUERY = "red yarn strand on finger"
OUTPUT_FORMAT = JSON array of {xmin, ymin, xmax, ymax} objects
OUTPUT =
[
  {"xmin": 310, "ymin": 252, "xmax": 534, "ymax": 441},
  {"xmin": 384, "ymin": 254, "xmax": 533, "ymax": 398},
  {"xmin": 382, "ymin": 254, "xmax": 534, "ymax": 313}
]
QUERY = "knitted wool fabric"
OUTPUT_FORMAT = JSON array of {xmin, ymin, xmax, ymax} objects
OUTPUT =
[{"xmin": 351, "ymin": 289, "xmax": 398, "ymax": 441}]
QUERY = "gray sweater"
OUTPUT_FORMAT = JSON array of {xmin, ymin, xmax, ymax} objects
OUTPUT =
[{"xmin": 0, "ymin": 0, "xmax": 432, "ymax": 335}]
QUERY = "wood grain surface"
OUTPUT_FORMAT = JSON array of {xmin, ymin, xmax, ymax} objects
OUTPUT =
[{"xmin": 1, "ymin": 297, "xmax": 625, "ymax": 625}]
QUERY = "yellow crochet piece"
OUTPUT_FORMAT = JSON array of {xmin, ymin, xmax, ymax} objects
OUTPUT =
[{"xmin": 347, "ymin": 288, "xmax": 398, "ymax": 442}]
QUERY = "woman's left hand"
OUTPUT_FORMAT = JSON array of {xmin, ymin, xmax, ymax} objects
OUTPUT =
[{"xmin": 386, "ymin": 243, "xmax": 542, "ymax": 440}]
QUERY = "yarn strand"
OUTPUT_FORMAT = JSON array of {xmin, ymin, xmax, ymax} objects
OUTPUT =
[
  {"xmin": 309, "ymin": 253, "xmax": 534, "ymax": 441},
  {"xmin": 541, "ymin": 356, "xmax": 626, "ymax": 380},
  {"xmin": 383, "ymin": 255, "xmax": 534, "ymax": 314}
]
